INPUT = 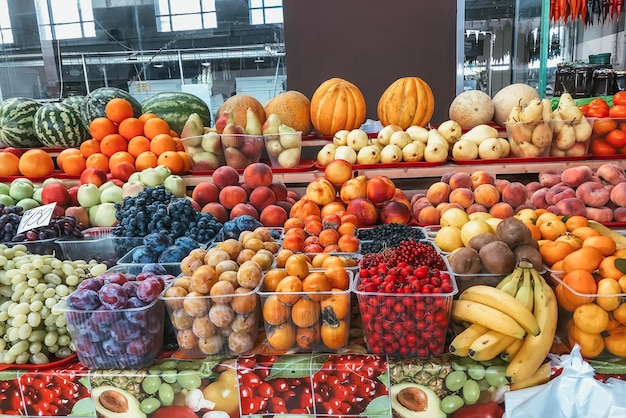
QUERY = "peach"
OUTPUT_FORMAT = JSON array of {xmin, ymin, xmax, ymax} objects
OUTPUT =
[
  {"xmin": 380, "ymin": 200, "xmax": 412, "ymax": 224},
  {"xmin": 489, "ymin": 202, "xmax": 514, "ymax": 219},
  {"xmin": 538, "ymin": 169, "xmax": 562, "ymax": 188},
  {"xmin": 526, "ymin": 181, "xmax": 543, "ymax": 195},
  {"xmin": 473, "ymin": 183, "xmax": 500, "ymax": 208},
  {"xmin": 494, "ymin": 178, "xmax": 510, "ymax": 194},
  {"xmin": 585, "ymin": 206, "xmax": 614, "ymax": 223},
  {"xmin": 324, "ymin": 159, "xmax": 354, "ymax": 187},
  {"xmin": 340, "ymin": 175, "xmax": 368, "ymax": 203},
  {"xmin": 394, "ymin": 188, "xmax": 411, "ymax": 209},
  {"xmin": 269, "ymin": 181, "xmax": 288, "ymax": 201},
  {"xmin": 610, "ymin": 182, "xmax": 626, "ymax": 207},
  {"xmin": 321, "ymin": 201, "xmax": 346, "ymax": 218},
  {"xmin": 576, "ymin": 181, "xmax": 610, "ymax": 207},
  {"xmin": 449, "ymin": 172, "xmax": 473, "ymax": 190},
  {"xmin": 366, "ymin": 175, "xmax": 396, "ymax": 205},
  {"xmin": 545, "ymin": 185, "xmax": 576, "ymax": 206},
  {"xmin": 561, "ymin": 165, "xmax": 593, "ymax": 188},
  {"xmin": 412, "ymin": 201, "xmax": 434, "ymax": 222},
  {"xmin": 80, "ymin": 167, "xmax": 108, "ymax": 187},
  {"xmin": 249, "ymin": 186, "xmax": 277, "ymax": 211},
  {"xmin": 201, "ymin": 202, "xmax": 228, "ymax": 223},
  {"xmin": 290, "ymin": 198, "xmax": 321, "ymax": 220},
  {"xmin": 192, "ymin": 182, "xmax": 220, "ymax": 207},
  {"xmin": 552, "ymin": 197, "xmax": 587, "ymax": 217},
  {"xmin": 529, "ymin": 188, "xmax": 549, "ymax": 209},
  {"xmin": 426, "ymin": 181, "xmax": 451, "ymax": 205},
  {"xmin": 346, "ymin": 197, "xmax": 378, "ymax": 226},
  {"xmin": 230, "ymin": 203, "xmax": 259, "ymax": 220},
  {"xmin": 243, "ymin": 162, "xmax": 273, "ymax": 188},
  {"xmin": 218, "ymin": 185, "xmax": 248, "ymax": 209},
  {"xmin": 410, "ymin": 192, "xmax": 426, "ymax": 206},
  {"xmin": 440, "ymin": 171, "xmax": 455, "ymax": 184},
  {"xmin": 41, "ymin": 183, "xmax": 70, "ymax": 207},
  {"xmin": 466, "ymin": 203, "xmax": 488, "ymax": 214},
  {"xmin": 212, "ymin": 165, "xmax": 240, "ymax": 189},
  {"xmin": 239, "ymin": 182, "xmax": 253, "ymax": 198},
  {"xmin": 416, "ymin": 205, "xmax": 441, "ymax": 225},
  {"xmin": 448, "ymin": 187, "xmax": 474, "ymax": 208},
  {"xmin": 470, "ymin": 170, "xmax": 496, "ymax": 189},
  {"xmin": 596, "ymin": 163, "xmax": 626, "ymax": 185},
  {"xmin": 501, "ymin": 182, "xmax": 529, "ymax": 209},
  {"xmin": 287, "ymin": 190, "xmax": 300, "ymax": 201},
  {"xmin": 110, "ymin": 161, "xmax": 135, "ymax": 182},
  {"xmin": 614, "ymin": 207, "xmax": 626, "ymax": 223},
  {"xmin": 438, "ymin": 202, "xmax": 465, "ymax": 214},
  {"xmin": 275, "ymin": 200, "xmax": 293, "ymax": 215},
  {"xmin": 260, "ymin": 204, "xmax": 288, "ymax": 227}
]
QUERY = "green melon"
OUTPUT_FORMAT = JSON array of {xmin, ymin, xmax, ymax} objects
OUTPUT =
[
  {"xmin": 0, "ymin": 97, "xmax": 43, "ymax": 148},
  {"xmin": 141, "ymin": 91, "xmax": 211, "ymax": 135}
]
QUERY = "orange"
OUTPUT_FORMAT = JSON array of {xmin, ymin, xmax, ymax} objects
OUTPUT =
[
  {"xmin": 149, "ymin": 133, "xmax": 177, "ymax": 156},
  {"xmin": 522, "ymin": 219, "xmax": 541, "ymax": 241},
  {"xmin": 79, "ymin": 139, "xmax": 101, "ymax": 158},
  {"xmin": 555, "ymin": 234, "xmax": 583, "ymax": 249},
  {"xmin": 562, "ymin": 246, "xmax": 605, "ymax": 274},
  {"xmin": 583, "ymin": 235, "xmax": 617, "ymax": 256},
  {"xmin": 539, "ymin": 240, "xmax": 575, "ymax": 267},
  {"xmin": 535, "ymin": 212, "xmax": 561, "ymax": 229},
  {"xmin": 18, "ymin": 149, "xmax": 55, "ymax": 178},
  {"xmin": 170, "ymin": 129, "xmax": 179, "ymax": 138},
  {"xmin": 127, "ymin": 136, "xmax": 151, "ymax": 158},
  {"xmin": 105, "ymin": 98, "xmax": 134, "ymax": 123},
  {"xmin": 539, "ymin": 219, "xmax": 568, "ymax": 240},
  {"xmin": 100, "ymin": 133, "xmax": 128, "ymax": 157},
  {"xmin": 118, "ymin": 117, "xmax": 145, "ymax": 140},
  {"xmin": 565, "ymin": 215, "xmax": 589, "ymax": 232},
  {"xmin": 135, "ymin": 151, "xmax": 158, "ymax": 171},
  {"xmin": 0, "ymin": 152, "xmax": 20, "ymax": 176},
  {"xmin": 571, "ymin": 226, "xmax": 602, "ymax": 242},
  {"xmin": 177, "ymin": 151, "xmax": 192, "ymax": 172},
  {"xmin": 573, "ymin": 303, "xmax": 609, "ymax": 334},
  {"xmin": 55, "ymin": 148, "xmax": 82, "ymax": 171},
  {"xmin": 157, "ymin": 151, "xmax": 184, "ymax": 174},
  {"xmin": 143, "ymin": 117, "xmax": 170, "ymax": 139},
  {"xmin": 138, "ymin": 112, "xmax": 158, "ymax": 123},
  {"xmin": 173, "ymin": 137, "xmax": 185, "ymax": 151},
  {"xmin": 61, "ymin": 153, "xmax": 87, "ymax": 176},
  {"xmin": 89, "ymin": 117, "xmax": 117, "ymax": 141},
  {"xmin": 557, "ymin": 269, "xmax": 598, "ymax": 312},
  {"xmin": 85, "ymin": 152, "xmax": 110, "ymax": 172},
  {"xmin": 109, "ymin": 151, "xmax": 135, "ymax": 171}
]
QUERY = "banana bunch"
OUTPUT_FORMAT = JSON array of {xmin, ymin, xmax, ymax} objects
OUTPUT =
[
  {"xmin": 550, "ymin": 93, "xmax": 593, "ymax": 157},
  {"xmin": 449, "ymin": 261, "xmax": 557, "ymax": 385},
  {"xmin": 506, "ymin": 98, "xmax": 554, "ymax": 158}
]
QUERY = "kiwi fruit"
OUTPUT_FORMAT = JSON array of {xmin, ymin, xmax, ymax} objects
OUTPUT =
[
  {"xmin": 448, "ymin": 247, "xmax": 482, "ymax": 275},
  {"xmin": 479, "ymin": 241, "xmax": 516, "ymax": 274},
  {"xmin": 467, "ymin": 232, "xmax": 498, "ymax": 251},
  {"xmin": 495, "ymin": 217, "xmax": 532, "ymax": 249}
]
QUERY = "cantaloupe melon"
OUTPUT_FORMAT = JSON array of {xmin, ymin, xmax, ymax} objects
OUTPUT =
[
  {"xmin": 492, "ymin": 84, "xmax": 540, "ymax": 126},
  {"xmin": 448, "ymin": 90, "xmax": 495, "ymax": 129}
]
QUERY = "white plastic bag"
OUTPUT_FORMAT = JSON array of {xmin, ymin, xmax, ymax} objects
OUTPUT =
[{"xmin": 504, "ymin": 345, "xmax": 613, "ymax": 418}]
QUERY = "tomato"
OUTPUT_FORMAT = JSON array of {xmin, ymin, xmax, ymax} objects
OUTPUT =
[
  {"xmin": 592, "ymin": 118, "xmax": 618, "ymax": 135},
  {"xmin": 614, "ymin": 91, "xmax": 626, "ymax": 106},
  {"xmin": 452, "ymin": 402, "xmax": 505, "ymax": 418},
  {"xmin": 579, "ymin": 105, "xmax": 589, "ymax": 115},
  {"xmin": 589, "ymin": 97, "xmax": 611, "ymax": 109},
  {"xmin": 590, "ymin": 137, "xmax": 618, "ymax": 155},
  {"xmin": 609, "ymin": 105, "xmax": 626, "ymax": 118},
  {"xmin": 586, "ymin": 106, "xmax": 610, "ymax": 118},
  {"xmin": 606, "ymin": 129, "xmax": 626, "ymax": 148}
]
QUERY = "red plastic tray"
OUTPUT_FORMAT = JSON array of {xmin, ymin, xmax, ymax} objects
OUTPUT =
[
  {"xmin": 316, "ymin": 160, "xmax": 447, "ymax": 170},
  {"xmin": 590, "ymin": 153, "xmax": 626, "ymax": 160},
  {"xmin": 0, "ymin": 353, "xmax": 78, "ymax": 371},
  {"xmin": 0, "ymin": 170, "xmax": 71, "ymax": 182},
  {"xmin": 451, "ymin": 155, "xmax": 589, "ymax": 165},
  {"xmin": 190, "ymin": 160, "xmax": 316, "ymax": 176}
]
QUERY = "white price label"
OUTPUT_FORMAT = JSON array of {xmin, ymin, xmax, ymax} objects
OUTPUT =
[{"xmin": 17, "ymin": 203, "xmax": 56, "ymax": 234}]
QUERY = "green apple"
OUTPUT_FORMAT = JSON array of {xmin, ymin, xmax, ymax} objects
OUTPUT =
[
  {"xmin": 0, "ymin": 183, "xmax": 9, "ymax": 195},
  {"xmin": 31, "ymin": 187, "xmax": 43, "ymax": 204},
  {"xmin": 77, "ymin": 183, "xmax": 101, "ymax": 208},
  {"xmin": 100, "ymin": 185, "xmax": 123, "ymax": 204},
  {"xmin": 42, "ymin": 178, "xmax": 64, "ymax": 187},
  {"xmin": 11, "ymin": 178, "xmax": 33, "ymax": 187},
  {"xmin": 122, "ymin": 182, "xmax": 145, "ymax": 198},
  {"xmin": 99, "ymin": 181, "xmax": 117, "ymax": 192},
  {"xmin": 155, "ymin": 165, "xmax": 172, "ymax": 180},
  {"xmin": 9, "ymin": 181, "xmax": 34, "ymax": 201},
  {"xmin": 15, "ymin": 198, "xmax": 40, "ymax": 211},
  {"xmin": 127, "ymin": 172, "xmax": 142, "ymax": 184},
  {"xmin": 88, "ymin": 203, "xmax": 118, "ymax": 227},
  {"xmin": 163, "ymin": 175, "xmax": 186, "ymax": 198},
  {"xmin": 0, "ymin": 194, "xmax": 15, "ymax": 206},
  {"xmin": 139, "ymin": 167, "xmax": 165, "ymax": 187}
]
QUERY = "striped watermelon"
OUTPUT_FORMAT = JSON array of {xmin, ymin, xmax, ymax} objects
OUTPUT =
[
  {"xmin": 0, "ymin": 97, "xmax": 43, "ymax": 148},
  {"xmin": 33, "ymin": 102, "xmax": 89, "ymax": 148},
  {"xmin": 80, "ymin": 87, "xmax": 141, "ymax": 128},
  {"xmin": 141, "ymin": 91, "xmax": 211, "ymax": 135},
  {"xmin": 62, "ymin": 95, "xmax": 85, "ymax": 114}
]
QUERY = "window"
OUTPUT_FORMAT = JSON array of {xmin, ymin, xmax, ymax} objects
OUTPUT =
[
  {"xmin": 35, "ymin": 0, "xmax": 95, "ymax": 40},
  {"xmin": 250, "ymin": 0, "xmax": 283, "ymax": 25},
  {"xmin": 0, "ymin": 0, "xmax": 13, "ymax": 44},
  {"xmin": 155, "ymin": 0, "xmax": 217, "ymax": 32}
]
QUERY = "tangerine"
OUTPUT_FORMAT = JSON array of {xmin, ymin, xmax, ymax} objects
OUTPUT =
[
  {"xmin": 135, "ymin": 151, "xmax": 158, "ymax": 171},
  {"xmin": 89, "ymin": 117, "xmax": 117, "ymax": 141},
  {"xmin": 127, "ymin": 136, "xmax": 151, "ymax": 158},
  {"xmin": 100, "ymin": 133, "xmax": 128, "ymax": 157},
  {"xmin": 85, "ymin": 152, "xmax": 110, "ymax": 172},
  {"xmin": 582, "ymin": 235, "xmax": 617, "ymax": 256},
  {"xmin": 538, "ymin": 240, "xmax": 575, "ymax": 267},
  {"xmin": 562, "ymin": 246, "xmax": 604, "ymax": 273},
  {"xmin": 150, "ymin": 133, "xmax": 177, "ymax": 156},
  {"xmin": 79, "ymin": 139, "xmax": 101, "ymax": 158},
  {"xmin": 565, "ymin": 215, "xmax": 589, "ymax": 232},
  {"xmin": 118, "ymin": 117, "xmax": 145, "ymax": 140},
  {"xmin": 109, "ymin": 151, "xmax": 135, "ymax": 171},
  {"xmin": 143, "ymin": 117, "xmax": 171, "ymax": 139},
  {"xmin": 138, "ymin": 112, "xmax": 158, "ymax": 123},
  {"xmin": 157, "ymin": 151, "xmax": 184, "ymax": 174},
  {"xmin": 18, "ymin": 149, "xmax": 55, "ymax": 178}
]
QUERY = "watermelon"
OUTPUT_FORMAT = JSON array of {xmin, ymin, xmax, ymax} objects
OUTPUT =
[
  {"xmin": 33, "ymin": 102, "xmax": 89, "ymax": 148},
  {"xmin": 0, "ymin": 97, "xmax": 43, "ymax": 148},
  {"xmin": 62, "ymin": 95, "xmax": 85, "ymax": 114},
  {"xmin": 80, "ymin": 87, "xmax": 141, "ymax": 128},
  {"xmin": 141, "ymin": 91, "xmax": 211, "ymax": 135}
]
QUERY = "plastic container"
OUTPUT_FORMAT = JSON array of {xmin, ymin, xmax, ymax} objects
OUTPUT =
[
  {"xmin": 116, "ymin": 245, "xmax": 183, "ymax": 276},
  {"xmin": 57, "ymin": 236, "xmax": 143, "ymax": 266},
  {"xmin": 3, "ymin": 239, "xmax": 63, "ymax": 257},
  {"xmin": 589, "ymin": 117, "xmax": 626, "ymax": 156},
  {"xmin": 180, "ymin": 133, "xmax": 225, "ymax": 171},
  {"xmin": 548, "ymin": 117, "xmax": 594, "ymax": 158},
  {"xmin": 505, "ymin": 121, "xmax": 552, "ymax": 158},
  {"xmin": 589, "ymin": 53, "xmax": 611, "ymax": 65},
  {"xmin": 221, "ymin": 133, "xmax": 264, "ymax": 170},
  {"xmin": 263, "ymin": 131, "xmax": 302, "ymax": 169},
  {"xmin": 60, "ymin": 297, "xmax": 165, "ymax": 369},
  {"xmin": 548, "ymin": 272, "xmax": 626, "ymax": 360},
  {"xmin": 354, "ymin": 269, "xmax": 457, "ymax": 356},
  {"xmin": 161, "ymin": 281, "xmax": 261, "ymax": 358},
  {"xmin": 258, "ymin": 270, "xmax": 353, "ymax": 352}
]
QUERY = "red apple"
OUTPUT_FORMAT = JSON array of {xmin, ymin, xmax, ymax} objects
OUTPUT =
[{"xmin": 41, "ymin": 182, "xmax": 70, "ymax": 208}]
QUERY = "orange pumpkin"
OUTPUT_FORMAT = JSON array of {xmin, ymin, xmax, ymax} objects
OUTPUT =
[
  {"xmin": 310, "ymin": 78, "xmax": 366, "ymax": 136},
  {"xmin": 264, "ymin": 91, "xmax": 313, "ymax": 135},
  {"xmin": 377, "ymin": 76, "xmax": 435, "ymax": 129}
]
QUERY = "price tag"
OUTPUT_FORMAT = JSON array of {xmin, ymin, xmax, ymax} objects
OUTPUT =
[{"xmin": 17, "ymin": 203, "xmax": 56, "ymax": 234}]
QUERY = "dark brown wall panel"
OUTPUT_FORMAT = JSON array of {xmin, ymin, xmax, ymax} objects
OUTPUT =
[{"xmin": 283, "ymin": 0, "xmax": 457, "ymax": 124}]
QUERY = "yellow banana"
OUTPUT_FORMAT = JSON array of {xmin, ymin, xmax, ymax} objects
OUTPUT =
[
  {"xmin": 496, "ymin": 266, "xmax": 523, "ymax": 296},
  {"xmin": 515, "ymin": 268, "xmax": 534, "ymax": 312},
  {"xmin": 449, "ymin": 323, "xmax": 489, "ymax": 357},
  {"xmin": 459, "ymin": 285, "xmax": 540, "ymax": 336},
  {"xmin": 500, "ymin": 338, "xmax": 524, "ymax": 362},
  {"xmin": 506, "ymin": 269, "xmax": 558, "ymax": 383},
  {"xmin": 451, "ymin": 300, "xmax": 527, "ymax": 340},
  {"xmin": 587, "ymin": 220, "xmax": 626, "ymax": 248},
  {"xmin": 509, "ymin": 362, "xmax": 551, "ymax": 390},
  {"xmin": 468, "ymin": 329, "xmax": 517, "ymax": 361}
]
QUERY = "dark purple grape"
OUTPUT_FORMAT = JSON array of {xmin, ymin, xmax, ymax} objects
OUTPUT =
[
  {"xmin": 110, "ymin": 320, "xmax": 141, "ymax": 342},
  {"xmin": 77, "ymin": 277, "xmax": 104, "ymax": 292},
  {"xmin": 98, "ymin": 283, "xmax": 128, "ymax": 309},
  {"xmin": 66, "ymin": 289, "xmax": 101, "ymax": 311},
  {"xmin": 126, "ymin": 335, "xmax": 154, "ymax": 355},
  {"xmin": 136, "ymin": 278, "xmax": 164, "ymax": 303},
  {"xmin": 102, "ymin": 338, "xmax": 127, "ymax": 356}
]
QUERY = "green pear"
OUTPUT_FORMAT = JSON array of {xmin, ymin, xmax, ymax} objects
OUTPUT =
[
  {"xmin": 245, "ymin": 107, "xmax": 263, "ymax": 135},
  {"xmin": 180, "ymin": 113, "xmax": 205, "ymax": 144},
  {"xmin": 278, "ymin": 124, "xmax": 301, "ymax": 149}
]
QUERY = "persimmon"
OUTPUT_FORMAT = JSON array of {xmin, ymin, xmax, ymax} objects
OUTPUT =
[
  {"xmin": 262, "ymin": 294, "xmax": 291, "ymax": 326},
  {"xmin": 266, "ymin": 322, "xmax": 296, "ymax": 350},
  {"xmin": 320, "ymin": 319, "xmax": 348, "ymax": 349},
  {"xmin": 291, "ymin": 297, "xmax": 320, "ymax": 328}
]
